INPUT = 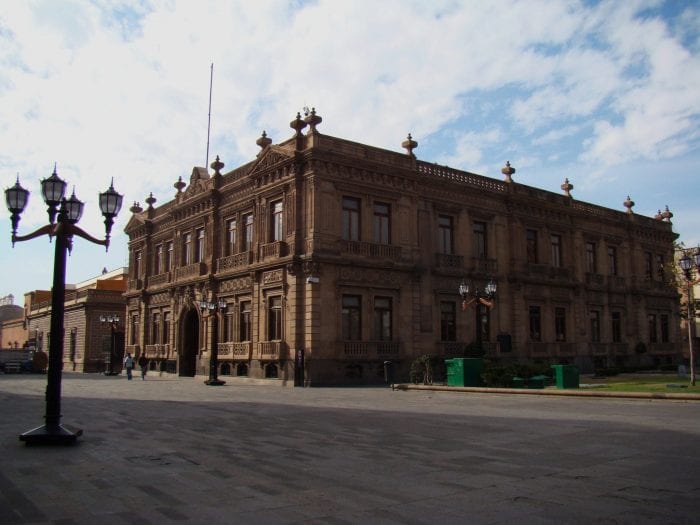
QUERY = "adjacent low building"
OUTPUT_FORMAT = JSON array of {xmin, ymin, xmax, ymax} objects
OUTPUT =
[{"xmin": 124, "ymin": 110, "xmax": 681, "ymax": 385}]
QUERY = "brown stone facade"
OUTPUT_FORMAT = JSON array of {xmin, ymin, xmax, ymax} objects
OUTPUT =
[{"xmin": 124, "ymin": 111, "xmax": 680, "ymax": 385}]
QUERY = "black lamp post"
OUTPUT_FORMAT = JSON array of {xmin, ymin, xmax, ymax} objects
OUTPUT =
[
  {"xmin": 458, "ymin": 279, "xmax": 497, "ymax": 354},
  {"xmin": 679, "ymin": 250, "xmax": 700, "ymax": 386},
  {"xmin": 5, "ymin": 167, "xmax": 123, "ymax": 445},
  {"xmin": 100, "ymin": 313, "xmax": 120, "ymax": 376},
  {"xmin": 200, "ymin": 294, "xmax": 227, "ymax": 386}
]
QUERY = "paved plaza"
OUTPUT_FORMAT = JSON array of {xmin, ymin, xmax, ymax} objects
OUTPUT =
[{"xmin": 0, "ymin": 373, "xmax": 698, "ymax": 524}]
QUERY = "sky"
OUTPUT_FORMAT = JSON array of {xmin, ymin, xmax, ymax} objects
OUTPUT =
[{"xmin": 1, "ymin": 0, "xmax": 699, "ymax": 304}]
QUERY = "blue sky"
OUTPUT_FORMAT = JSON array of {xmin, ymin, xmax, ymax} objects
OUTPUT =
[{"xmin": 1, "ymin": 0, "xmax": 699, "ymax": 304}]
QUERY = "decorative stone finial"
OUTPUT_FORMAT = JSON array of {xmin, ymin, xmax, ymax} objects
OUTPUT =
[
  {"xmin": 174, "ymin": 176, "xmax": 186, "ymax": 193},
  {"xmin": 210, "ymin": 155, "xmax": 224, "ymax": 175},
  {"xmin": 623, "ymin": 195, "xmax": 635, "ymax": 214},
  {"xmin": 130, "ymin": 201, "xmax": 143, "ymax": 214},
  {"xmin": 661, "ymin": 205, "xmax": 673, "ymax": 222},
  {"xmin": 304, "ymin": 108, "xmax": 322, "ymax": 133},
  {"xmin": 561, "ymin": 178, "xmax": 573, "ymax": 197},
  {"xmin": 290, "ymin": 112, "xmax": 307, "ymax": 136},
  {"xmin": 502, "ymin": 161, "xmax": 516, "ymax": 183},
  {"xmin": 654, "ymin": 209, "xmax": 663, "ymax": 220},
  {"xmin": 256, "ymin": 130, "xmax": 272, "ymax": 150},
  {"xmin": 145, "ymin": 193, "xmax": 156, "ymax": 209},
  {"xmin": 402, "ymin": 133, "xmax": 418, "ymax": 157}
]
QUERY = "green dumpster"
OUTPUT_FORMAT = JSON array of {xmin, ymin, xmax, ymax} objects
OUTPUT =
[
  {"xmin": 551, "ymin": 364, "xmax": 579, "ymax": 389},
  {"xmin": 511, "ymin": 377, "xmax": 525, "ymax": 388},
  {"xmin": 527, "ymin": 374, "xmax": 548, "ymax": 389},
  {"xmin": 445, "ymin": 358, "xmax": 483, "ymax": 387}
]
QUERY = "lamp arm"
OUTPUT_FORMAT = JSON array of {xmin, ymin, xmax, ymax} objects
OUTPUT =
[
  {"xmin": 70, "ymin": 224, "xmax": 109, "ymax": 249},
  {"xmin": 11, "ymin": 224, "xmax": 56, "ymax": 244}
]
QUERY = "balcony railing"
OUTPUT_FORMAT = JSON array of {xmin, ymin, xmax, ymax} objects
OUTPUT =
[
  {"xmin": 148, "ymin": 272, "xmax": 170, "ymax": 287},
  {"xmin": 471, "ymin": 257, "xmax": 498, "ymax": 274},
  {"xmin": 259, "ymin": 241, "xmax": 288, "ymax": 260},
  {"xmin": 340, "ymin": 241, "xmax": 402, "ymax": 260},
  {"xmin": 217, "ymin": 341, "xmax": 252, "ymax": 360},
  {"xmin": 217, "ymin": 251, "xmax": 253, "ymax": 273},
  {"xmin": 435, "ymin": 253, "xmax": 463, "ymax": 269},
  {"xmin": 255, "ymin": 341, "xmax": 287, "ymax": 360},
  {"xmin": 144, "ymin": 344, "xmax": 171, "ymax": 359},
  {"xmin": 128, "ymin": 278, "xmax": 142, "ymax": 291},
  {"xmin": 174, "ymin": 262, "xmax": 205, "ymax": 281},
  {"xmin": 341, "ymin": 341, "xmax": 403, "ymax": 359}
]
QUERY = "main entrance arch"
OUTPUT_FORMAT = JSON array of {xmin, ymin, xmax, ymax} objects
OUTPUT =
[{"xmin": 179, "ymin": 308, "xmax": 199, "ymax": 377}]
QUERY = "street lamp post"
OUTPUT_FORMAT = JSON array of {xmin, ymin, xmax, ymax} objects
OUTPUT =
[
  {"xmin": 200, "ymin": 294, "xmax": 227, "ymax": 386},
  {"xmin": 679, "ymin": 250, "xmax": 700, "ymax": 386},
  {"xmin": 100, "ymin": 313, "xmax": 120, "ymax": 375},
  {"xmin": 458, "ymin": 279, "xmax": 497, "ymax": 354},
  {"xmin": 5, "ymin": 168, "xmax": 123, "ymax": 445}
]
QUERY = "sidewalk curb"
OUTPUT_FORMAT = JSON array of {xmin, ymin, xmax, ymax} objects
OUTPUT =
[{"xmin": 393, "ymin": 383, "xmax": 700, "ymax": 401}]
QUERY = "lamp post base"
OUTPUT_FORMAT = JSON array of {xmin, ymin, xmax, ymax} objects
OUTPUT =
[
  {"xmin": 19, "ymin": 424, "xmax": 82, "ymax": 445},
  {"xmin": 204, "ymin": 378, "xmax": 226, "ymax": 386}
]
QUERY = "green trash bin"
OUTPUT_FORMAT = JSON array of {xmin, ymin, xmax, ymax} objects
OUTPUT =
[
  {"xmin": 511, "ymin": 377, "xmax": 525, "ymax": 388},
  {"xmin": 527, "ymin": 374, "xmax": 548, "ymax": 389},
  {"xmin": 445, "ymin": 358, "xmax": 483, "ymax": 387},
  {"xmin": 551, "ymin": 364, "xmax": 579, "ymax": 389}
]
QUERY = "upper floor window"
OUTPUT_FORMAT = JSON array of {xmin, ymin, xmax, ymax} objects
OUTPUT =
[
  {"xmin": 163, "ymin": 312, "xmax": 170, "ymax": 344},
  {"xmin": 438, "ymin": 215, "xmax": 454, "ymax": 255},
  {"xmin": 342, "ymin": 295, "xmax": 361, "ymax": 341},
  {"xmin": 342, "ymin": 197, "xmax": 360, "ymax": 241},
  {"xmin": 373, "ymin": 202, "xmax": 390, "ymax": 244},
  {"xmin": 195, "ymin": 228, "xmax": 205, "ymax": 263},
  {"xmin": 373, "ymin": 297, "xmax": 392, "ymax": 341},
  {"xmin": 555, "ymin": 307, "xmax": 566, "ymax": 341},
  {"xmin": 611, "ymin": 311, "xmax": 622, "ymax": 343},
  {"xmin": 134, "ymin": 250, "xmax": 142, "ymax": 278},
  {"xmin": 226, "ymin": 219, "xmax": 237, "ymax": 255},
  {"xmin": 608, "ymin": 246, "xmax": 618, "ymax": 276},
  {"xmin": 440, "ymin": 301, "xmax": 456, "ymax": 342},
  {"xmin": 529, "ymin": 306, "xmax": 541, "ymax": 341},
  {"xmin": 655, "ymin": 254, "xmax": 664, "ymax": 280},
  {"xmin": 586, "ymin": 242, "xmax": 597, "ymax": 273},
  {"xmin": 239, "ymin": 301, "xmax": 251, "ymax": 342},
  {"xmin": 183, "ymin": 232, "xmax": 192, "ymax": 265},
  {"xmin": 271, "ymin": 201, "xmax": 284, "ymax": 242},
  {"xmin": 644, "ymin": 251, "xmax": 653, "ymax": 279},
  {"xmin": 590, "ymin": 310, "xmax": 601, "ymax": 342},
  {"xmin": 267, "ymin": 296, "xmax": 282, "ymax": 340},
  {"xmin": 473, "ymin": 221, "xmax": 487, "ymax": 259},
  {"xmin": 526, "ymin": 229, "xmax": 538, "ymax": 263},
  {"xmin": 551, "ymin": 234, "xmax": 562, "ymax": 268},
  {"xmin": 243, "ymin": 214, "xmax": 254, "ymax": 252},
  {"xmin": 165, "ymin": 241, "xmax": 173, "ymax": 271},
  {"xmin": 660, "ymin": 314, "xmax": 669, "ymax": 343},
  {"xmin": 648, "ymin": 313, "xmax": 658, "ymax": 343},
  {"xmin": 155, "ymin": 244, "xmax": 164, "ymax": 275},
  {"xmin": 151, "ymin": 313, "xmax": 160, "ymax": 345},
  {"xmin": 130, "ymin": 314, "xmax": 139, "ymax": 345}
]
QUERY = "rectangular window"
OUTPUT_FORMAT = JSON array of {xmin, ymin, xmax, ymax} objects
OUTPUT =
[
  {"xmin": 551, "ymin": 234, "xmax": 562, "ymax": 267},
  {"xmin": 165, "ymin": 241, "xmax": 173, "ymax": 271},
  {"xmin": 342, "ymin": 197, "xmax": 360, "ymax": 241},
  {"xmin": 648, "ymin": 314, "xmax": 658, "ymax": 343},
  {"xmin": 151, "ymin": 313, "xmax": 160, "ymax": 345},
  {"xmin": 660, "ymin": 314, "xmax": 669, "ymax": 343},
  {"xmin": 526, "ymin": 229, "xmax": 538, "ymax": 263},
  {"xmin": 268, "ymin": 296, "xmax": 282, "ymax": 340},
  {"xmin": 655, "ymin": 254, "xmax": 664, "ymax": 280},
  {"xmin": 226, "ymin": 219, "xmax": 237, "ymax": 255},
  {"xmin": 183, "ymin": 233, "xmax": 192, "ymax": 265},
  {"xmin": 611, "ymin": 311, "xmax": 622, "ymax": 343},
  {"xmin": 473, "ymin": 221, "xmax": 487, "ymax": 258},
  {"xmin": 163, "ymin": 312, "xmax": 170, "ymax": 344},
  {"xmin": 373, "ymin": 297, "xmax": 392, "ymax": 341},
  {"xmin": 195, "ymin": 228, "xmax": 205, "ymax": 263},
  {"xmin": 342, "ymin": 295, "xmax": 362, "ymax": 341},
  {"xmin": 440, "ymin": 301, "xmax": 456, "ymax": 341},
  {"xmin": 586, "ymin": 242, "xmax": 597, "ymax": 273},
  {"xmin": 438, "ymin": 215, "xmax": 454, "ymax": 255},
  {"xmin": 608, "ymin": 246, "xmax": 617, "ymax": 276},
  {"xmin": 155, "ymin": 244, "xmax": 163, "ymax": 275},
  {"xmin": 239, "ymin": 301, "xmax": 251, "ymax": 342},
  {"xmin": 271, "ymin": 201, "xmax": 283, "ymax": 242},
  {"xmin": 134, "ymin": 250, "xmax": 142, "ymax": 277},
  {"xmin": 590, "ymin": 310, "xmax": 601, "ymax": 343},
  {"xmin": 529, "ymin": 306, "xmax": 541, "ymax": 341},
  {"xmin": 130, "ymin": 314, "xmax": 139, "ymax": 345},
  {"xmin": 554, "ymin": 307, "xmax": 566, "ymax": 341},
  {"xmin": 373, "ymin": 202, "xmax": 391, "ymax": 244},
  {"xmin": 243, "ymin": 214, "xmax": 254, "ymax": 252},
  {"xmin": 223, "ymin": 310, "xmax": 233, "ymax": 342},
  {"xmin": 644, "ymin": 251, "xmax": 653, "ymax": 279}
]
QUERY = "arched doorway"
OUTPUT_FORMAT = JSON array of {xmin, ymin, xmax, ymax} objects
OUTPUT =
[{"xmin": 179, "ymin": 308, "xmax": 199, "ymax": 377}]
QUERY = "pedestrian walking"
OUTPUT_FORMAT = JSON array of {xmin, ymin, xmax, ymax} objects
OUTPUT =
[
  {"xmin": 123, "ymin": 352, "xmax": 134, "ymax": 380},
  {"xmin": 138, "ymin": 354, "xmax": 147, "ymax": 380}
]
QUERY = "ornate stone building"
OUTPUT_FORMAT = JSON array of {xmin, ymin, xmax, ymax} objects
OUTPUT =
[{"xmin": 124, "ymin": 110, "xmax": 680, "ymax": 385}]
